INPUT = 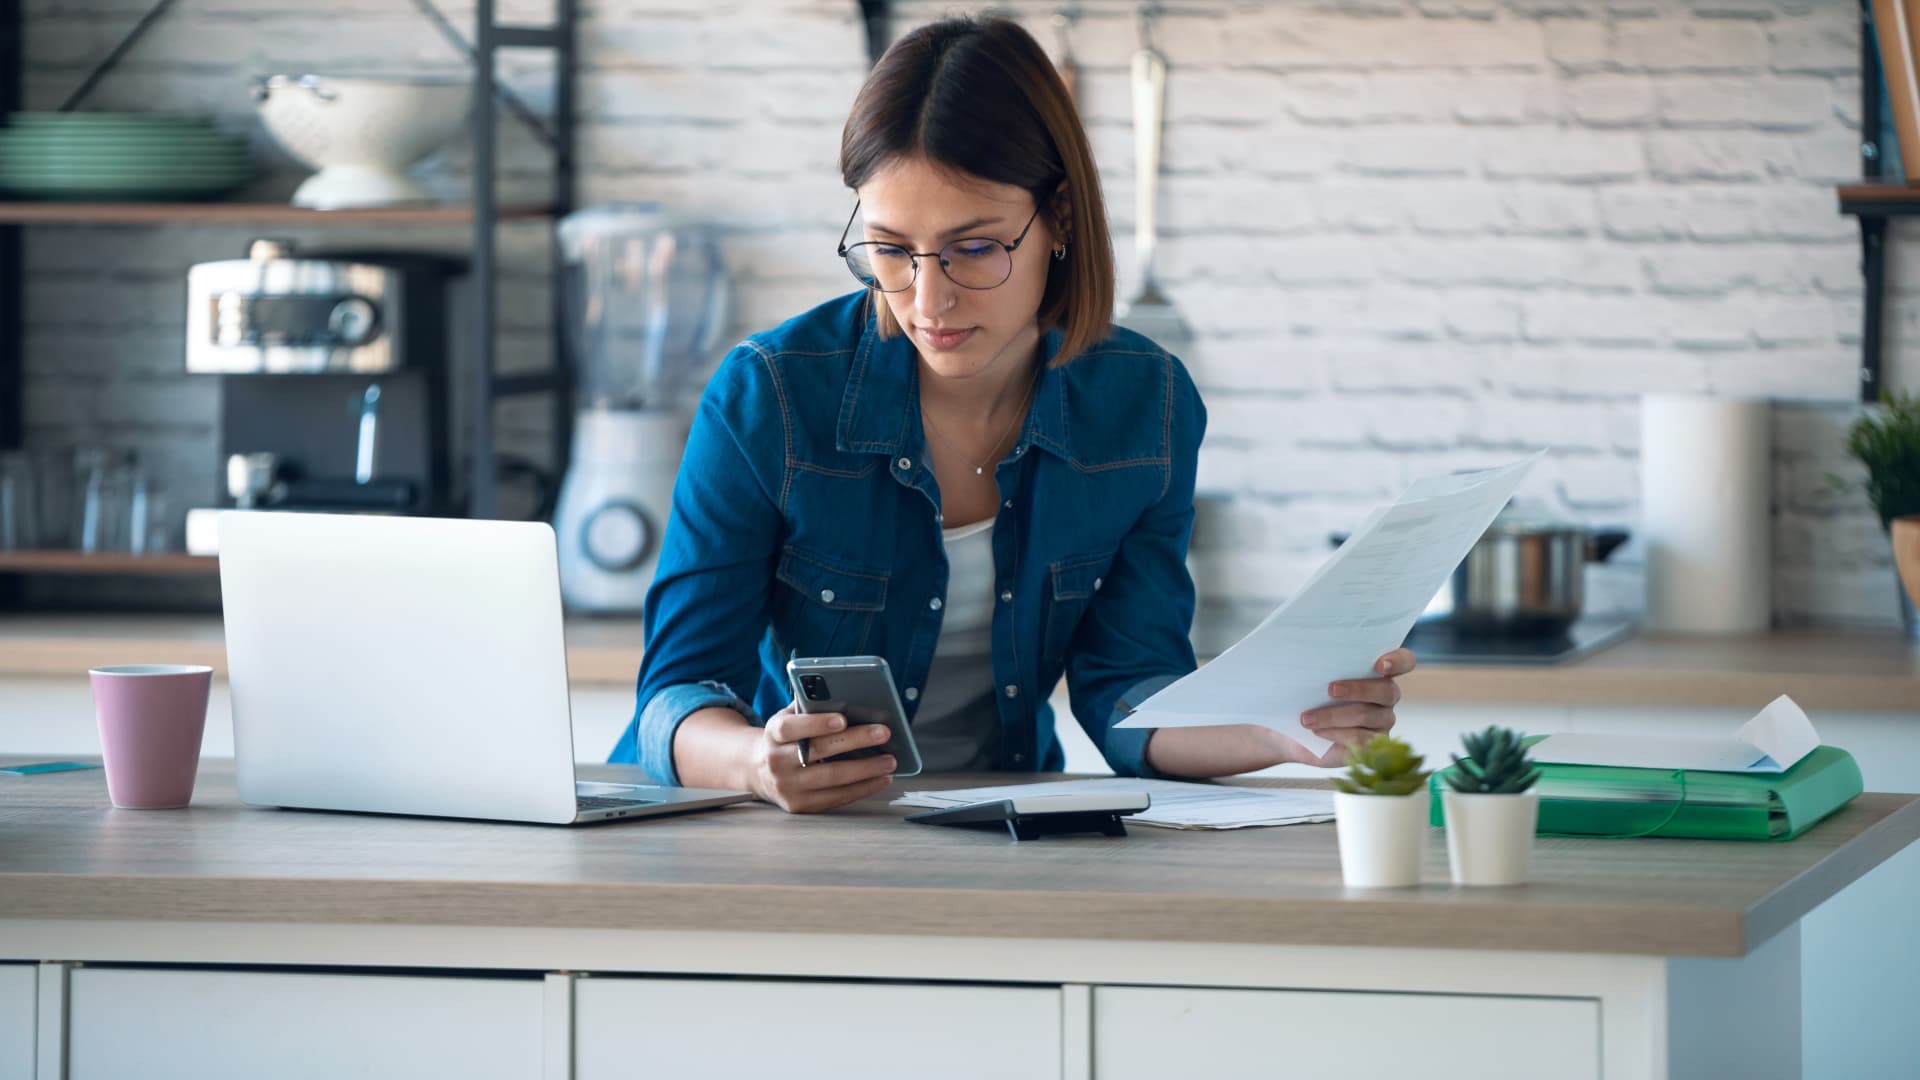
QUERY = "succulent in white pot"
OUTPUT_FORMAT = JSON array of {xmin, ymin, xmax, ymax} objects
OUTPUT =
[
  {"xmin": 1440, "ymin": 725, "xmax": 1543, "ymax": 887},
  {"xmin": 1331, "ymin": 734, "xmax": 1434, "ymax": 888}
]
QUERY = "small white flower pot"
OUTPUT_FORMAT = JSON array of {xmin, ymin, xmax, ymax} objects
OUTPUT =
[
  {"xmin": 1442, "ymin": 788, "xmax": 1540, "ymax": 886},
  {"xmin": 1332, "ymin": 789, "xmax": 1431, "ymax": 888}
]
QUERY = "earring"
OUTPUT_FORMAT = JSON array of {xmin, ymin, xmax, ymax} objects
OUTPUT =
[{"xmin": 1052, "ymin": 243, "xmax": 1068, "ymax": 261}]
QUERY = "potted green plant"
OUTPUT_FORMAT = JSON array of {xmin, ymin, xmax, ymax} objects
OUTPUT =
[
  {"xmin": 1331, "ymin": 733, "xmax": 1434, "ymax": 888},
  {"xmin": 1846, "ymin": 391, "xmax": 1920, "ymax": 638},
  {"xmin": 1439, "ymin": 726, "xmax": 1542, "ymax": 886}
]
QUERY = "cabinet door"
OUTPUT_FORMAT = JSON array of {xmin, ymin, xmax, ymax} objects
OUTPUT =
[
  {"xmin": 1093, "ymin": 986, "xmax": 1598, "ymax": 1080},
  {"xmin": 0, "ymin": 965, "xmax": 32, "ymax": 1080},
  {"xmin": 575, "ymin": 978, "xmax": 1061, "ymax": 1080},
  {"xmin": 68, "ymin": 967, "xmax": 544, "ymax": 1080}
]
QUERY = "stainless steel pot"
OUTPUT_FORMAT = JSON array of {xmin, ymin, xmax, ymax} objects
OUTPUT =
[
  {"xmin": 1332, "ymin": 508, "xmax": 1630, "ymax": 637},
  {"xmin": 1429, "ymin": 512, "xmax": 1629, "ymax": 635}
]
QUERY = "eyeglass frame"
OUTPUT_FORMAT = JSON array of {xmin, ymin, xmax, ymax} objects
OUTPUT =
[{"xmin": 836, "ymin": 199, "xmax": 1047, "ymax": 293}]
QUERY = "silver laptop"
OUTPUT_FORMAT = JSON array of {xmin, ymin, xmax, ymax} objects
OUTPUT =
[{"xmin": 218, "ymin": 511, "xmax": 753, "ymax": 825}]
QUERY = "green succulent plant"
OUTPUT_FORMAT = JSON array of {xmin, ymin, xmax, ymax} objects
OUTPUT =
[
  {"xmin": 1331, "ymin": 733, "xmax": 1432, "ymax": 796},
  {"xmin": 1847, "ymin": 391, "xmax": 1920, "ymax": 529},
  {"xmin": 1444, "ymin": 725, "xmax": 1542, "ymax": 795}
]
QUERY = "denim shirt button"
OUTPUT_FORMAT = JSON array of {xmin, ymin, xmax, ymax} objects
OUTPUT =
[
  {"xmin": 820, "ymin": 589, "xmax": 835, "ymax": 603},
  {"xmin": 929, "ymin": 597, "xmax": 942, "ymax": 611},
  {"xmin": 1093, "ymin": 578, "xmax": 1103, "ymax": 590},
  {"xmin": 1002, "ymin": 499, "xmax": 1013, "ymax": 509},
  {"xmin": 1003, "ymin": 685, "xmax": 1019, "ymax": 699},
  {"xmin": 1012, "ymin": 752, "xmax": 1025, "ymax": 765},
  {"xmin": 897, "ymin": 457, "xmax": 911, "ymax": 471},
  {"xmin": 904, "ymin": 687, "xmax": 919, "ymax": 702},
  {"xmin": 999, "ymin": 589, "xmax": 1013, "ymax": 602}
]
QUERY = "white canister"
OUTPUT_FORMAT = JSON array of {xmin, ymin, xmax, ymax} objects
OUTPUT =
[
  {"xmin": 1640, "ymin": 394, "xmax": 1772, "ymax": 633},
  {"xmin": 1441, "ymin": 788, "xmax": 1540, "ymax": 887},
  {"xmin": 1332, "ymin": 789, "xmax": 1431, "ymax": 888}
]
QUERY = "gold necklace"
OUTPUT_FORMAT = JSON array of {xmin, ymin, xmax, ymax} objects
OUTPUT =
[{"xmin": 921, "ymin": 369, "xmax": 1039, "ymax": 477}]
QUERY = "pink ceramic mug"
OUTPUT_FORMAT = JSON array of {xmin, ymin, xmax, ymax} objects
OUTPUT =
[{"xmin": 89, "ymin": 664, "xmax": 212, "ymax": 809}]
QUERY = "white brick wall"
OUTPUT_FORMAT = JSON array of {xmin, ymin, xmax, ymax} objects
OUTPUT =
[{"xmin": 17, "ymin": 0, "xmax": 1913, "ymax": 628}]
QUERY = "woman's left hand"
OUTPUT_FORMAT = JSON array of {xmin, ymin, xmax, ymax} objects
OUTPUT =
[{"xmin": 1297, "ymin": 648, "xmax": 1415, "ymax": 767}]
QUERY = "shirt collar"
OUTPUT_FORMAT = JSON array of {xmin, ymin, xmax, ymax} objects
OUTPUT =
[{"xmin": 837, "ymin": 297, "xmax": 1072, "ymax": 463}]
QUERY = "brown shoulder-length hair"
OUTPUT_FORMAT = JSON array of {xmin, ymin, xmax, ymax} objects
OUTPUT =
[{"xmin": 840, "ymin": 15, "xmax": 1114, "ymax": 366}]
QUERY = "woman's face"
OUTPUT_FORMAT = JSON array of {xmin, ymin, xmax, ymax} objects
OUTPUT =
[{"xmin": 855, "ymin": 155, "xmax": 1056, "ymax": 386}]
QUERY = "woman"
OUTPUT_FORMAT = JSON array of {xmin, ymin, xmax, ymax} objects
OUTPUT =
[{"xmin": 612, "ymin": 15, "xmax": 1413, "ymax": 812}]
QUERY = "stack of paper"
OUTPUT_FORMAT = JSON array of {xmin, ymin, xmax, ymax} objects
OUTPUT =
[
  {"xmin": 893, "ymin": 777, "xmax": 1333, "ymax": 830},
  {"xmin": 1529, "ymin": 694, "xmax": 1820, "ymax": 774}
]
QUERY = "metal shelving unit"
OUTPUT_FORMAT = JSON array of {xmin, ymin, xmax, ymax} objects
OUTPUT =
[
  {"xmin": 2, "ymin": 0, "xmax": 22, "ymax": 607},
  {"xmin": 469, "ymin": 0, "xmax": 576, "ymax": 519},
  {"xmin": 0, "ymin": 0, "xmax": 576, "ymax": 592},
  {"xmin": 1841, "ymin": 0, "xmax": 1906, "ymax": 405},
  {"xmin": 2, "ymin": 0, "xmax": 22, "ymax": 459}
]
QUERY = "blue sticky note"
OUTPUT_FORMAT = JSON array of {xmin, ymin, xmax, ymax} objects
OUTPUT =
[{"xmin": 0, "ymin": 761, "xmax": 103, "ymax": 776}]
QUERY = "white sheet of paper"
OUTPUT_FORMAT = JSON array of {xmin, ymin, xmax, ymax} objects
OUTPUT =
[
  {"xmin": 893, "ymin": 777, "xmax": 1334, "ymax": 830},
  {"xmin": 1530, "ymin": 695, "xmax": 1821, "ymax": 773},
  {"xmin": 1116, "ymin": 452, "xmax": 1544, "ymax": 755}
]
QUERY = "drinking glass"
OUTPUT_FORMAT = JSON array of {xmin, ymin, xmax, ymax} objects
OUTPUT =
[{"xmin": 0, "ymin": 450, "xmax": 37, "ymax": 551}]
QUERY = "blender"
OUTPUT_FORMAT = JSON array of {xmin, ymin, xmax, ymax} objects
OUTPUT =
[{"xmin": 553, "ymin": 204, "xmax": 729, "ymax": 614}]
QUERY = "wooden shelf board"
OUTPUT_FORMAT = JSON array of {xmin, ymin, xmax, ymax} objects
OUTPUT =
[
  {"xmin": 1837, "ymin": 183, "xmax": 1920, "ymax": 216},
  {"xmin": 0, "ymin": 202, "xmax": 554, "ymax": 225},
  {"xmin": 0, "ymin": 551, "xmax": 217, "ymax": 575}
]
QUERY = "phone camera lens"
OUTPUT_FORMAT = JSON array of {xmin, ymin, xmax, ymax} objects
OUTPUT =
[{"xmin": 801, "ymin": 674, "xmax": 831, "ymax": 701}]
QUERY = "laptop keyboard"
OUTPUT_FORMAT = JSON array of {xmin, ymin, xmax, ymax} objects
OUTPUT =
[{"xmin": 577, "ymin": 794, "xmax": 661, "ymax": 810}]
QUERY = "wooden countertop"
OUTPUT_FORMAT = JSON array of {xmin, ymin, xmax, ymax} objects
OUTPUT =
[
  {"xmin": 2, "ymin": 760, "xmax": 1914, "ymax": 958},
  {"xmin": 1402, "ymin": 629, "xmax": 1920, "ymax": 712},
  {"xmin": 0, "ymin": 614, "xmax": 1914, "ymax": 710}
]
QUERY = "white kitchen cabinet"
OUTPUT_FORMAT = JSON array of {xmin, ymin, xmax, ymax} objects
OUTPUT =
[
  {"xmin": 1092, "ymin": 986, "xmax": 1599, "ymax": 1080},
  {"xmin": 66, "ymin": 967, "xmax": 545, "ymax": 1080},
  {"xmin": 573, "ymin": 977, "xmax": 1062, "ymax": 1080},
  {"xmin": 0, "ymin": 965, "xmax": 32, "ymax": 1080}
]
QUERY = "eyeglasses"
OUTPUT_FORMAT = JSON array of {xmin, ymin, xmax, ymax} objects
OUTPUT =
[{"xmin": 837, "ymin": 201, "xmax": 1044, "ymax": 293}]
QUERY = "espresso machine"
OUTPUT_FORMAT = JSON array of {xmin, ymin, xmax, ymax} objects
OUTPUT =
[
  {"xmin": 182, "ymin": 239, "xmax": 460, "ymax": 555},
  {"xmin": 552, "ymin": 204, "xmax": 728, "ymax": 614}
]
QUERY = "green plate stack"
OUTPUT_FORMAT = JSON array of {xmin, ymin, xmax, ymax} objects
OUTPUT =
[{"xmin": 0, "ymin": 112, "xmax": 252, "ymax": 201}]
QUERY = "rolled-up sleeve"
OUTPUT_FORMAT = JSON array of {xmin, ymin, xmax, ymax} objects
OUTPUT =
[
  {"xmin": 612, "ymin": 346, "xmax": 784, "ymax": 785},
  {"xmin": 1064, "ymin": 357, "xmax": 1206, "ymax": 779}
]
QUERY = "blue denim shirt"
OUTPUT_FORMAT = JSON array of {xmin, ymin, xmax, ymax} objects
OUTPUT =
[{"xmin": 611, "ymin": 290, "xmax": 1207, "ymax": 784}]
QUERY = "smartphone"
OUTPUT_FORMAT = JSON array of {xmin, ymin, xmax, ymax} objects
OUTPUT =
[{"xmin": 785, "ymin": 655, "xmax": 924, "ymax": 777}]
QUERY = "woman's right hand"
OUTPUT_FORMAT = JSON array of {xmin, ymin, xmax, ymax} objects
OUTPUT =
[{"xmin": 748, "ymin": 701, "xmax": 897, "ymax": 813}]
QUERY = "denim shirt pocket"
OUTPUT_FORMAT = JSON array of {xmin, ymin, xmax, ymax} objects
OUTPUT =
[
  {"xmin": 1042, "ymin": 549, "xmax": 1117, "ymax": 667},
  {"xmin": 773, "ymin": 545, "xmax": 889, "ymax": 658}
]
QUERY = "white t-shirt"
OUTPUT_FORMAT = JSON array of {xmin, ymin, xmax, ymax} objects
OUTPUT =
[{"xmin": 909, "ymin": 518, "xmax": 1001, "ymax": 771}]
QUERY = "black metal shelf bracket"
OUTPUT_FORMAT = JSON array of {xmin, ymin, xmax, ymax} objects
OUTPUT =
[
  {"xmin": 860, "ymin": 0, "xmax": 890, "ymax": 66},
  {"xmin": 2, "ymin": 0, "xmax": 20, "ymax": 458},
  {"xmin": 2, "ymin": 0, "xmax": 22, "ymax": 607},
  {"xmin": 410, "ymin": 0, "xmax": 561, "ymax": 152},
  {"xmin": 468, "ymin": 0, "xmax": 577, "ymax": 520},
  {"xmin": 1857, "ymin": 0, "xmax": 1889, "ymax": 404},
  {"xmin": 53, "ymin": 0, "xmax": 181, "ymax": 113}
]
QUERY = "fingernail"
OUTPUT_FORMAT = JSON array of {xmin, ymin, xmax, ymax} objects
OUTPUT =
[
  {"xmin": 882, "ymin": 756, "xmax": 897, "ymax": 769},
  {"xmin": 1377, "ymin": 660, "xmax": 1391, "ymax": 674},
  {"xmin": 1328, "ymin": 684, "xmax": 1346, "ymax": 699},
  {"xmin": 1300, "ymin": 713, "xmax": 1315, "ymax": 727},
  {"xmin": 830, "ymin": 716, "xmax": 846, "ymax": 730},
  {"xmin": 872, "ymin": 726, "xmax": 889, "ymax": 741}
]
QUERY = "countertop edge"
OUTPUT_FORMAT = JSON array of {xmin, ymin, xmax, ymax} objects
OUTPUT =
[{"xmin": 0, "ymin": 874, "xmax": 1751, "ymax": 958}]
